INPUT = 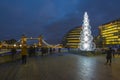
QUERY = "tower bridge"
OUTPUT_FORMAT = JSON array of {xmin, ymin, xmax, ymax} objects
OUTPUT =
[
  {"xmin": 0, "ymin": 35, "xmax": 62, "ymax": 48},
  {"xmin": 20, "ymin": 35, "xmax": 52, "ymax": 47},
  {"xmin": 19, "ymin": 35, "xmax": 62, "ymax": 48}
]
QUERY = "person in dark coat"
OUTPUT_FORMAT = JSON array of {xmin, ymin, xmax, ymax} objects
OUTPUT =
[
  {"xmin": 11, "ymin": 47, "xmax": 17, "ymax": 61},
  {"xmin": 28, "ymin": 46, "xmax": 33, "ymax": 57},
  {"xmin": 105, "ymin": 47, "xmax": 113, "ymax": 65},
  {"xmin": 41, "ymin": 47, "xmax": 45, "ymax": 56},
  {"xmin": 117, "ymin": 48, "xmax": 120, "ymax": 56},
  {"xmin": 58, "ymin": 48, "xmax": 61, "ymax": 53},
  {"xmin": 49, "ymin": 47, "xmax": 53, "ymax": 54}
]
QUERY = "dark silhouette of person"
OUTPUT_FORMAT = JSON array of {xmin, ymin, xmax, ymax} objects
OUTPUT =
[
  {"xmin": 49, "ymin": 47, "xmax": 52, "ymax": 54},
  {"xmin": 112, "ymin": 48, "xmax": 115, "ymax": 58},
  {"xmin": 53, "ymin": 48, "xmax": 55, "ymax": 53},
  {"xmin": 33, "ymin": 46, "xmax": 36, "ymax": 56},
  {"xmin": 28, "ymin": 46, "xmax": 33, "ymax": 57},
  {"xmin": 11, "ymin": 47, "xmax": 17, "ymax": 61},
  {"xmin": 58, "ymin": 48, "xmax": 61, "ymax": 53},
  {"xmin": 105, "ymin": 47, "xmax": 113, "ymax": 65},
  {"xmin": 21, "ymin": 45, "xmax": 28, "ymax": 64},
  {"xmin": 117, "ymin": 48, "xmax": 120, "ymax": 56},
  {"xmin": 41, "ymin": 47, "xmax": 45, "ymax": 56},
  {"xmin": 67, "ymin": 47, "xmax": 70, "ymax": 52}
]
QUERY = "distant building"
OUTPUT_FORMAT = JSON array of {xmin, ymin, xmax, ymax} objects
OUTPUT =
[
  {"xmin": 99, "ymin": 18, "xmax": 120, "ymax": 47},
  {"xmin": 62, "ymin": 27, "xmax": 82, "ymax": 48}
]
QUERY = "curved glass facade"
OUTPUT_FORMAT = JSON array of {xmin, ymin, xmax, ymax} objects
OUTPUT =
[{"xmin": 62, "ymin": 27, "xmax": 81, "ymax": 48}]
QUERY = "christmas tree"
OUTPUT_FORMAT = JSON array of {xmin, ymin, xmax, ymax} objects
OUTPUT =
[{"xmin": 79, "ymin": 12, "xmax": 96, "ymax": 51}]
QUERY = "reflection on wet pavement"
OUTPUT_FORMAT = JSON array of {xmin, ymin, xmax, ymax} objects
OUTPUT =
[{"xmin": 0, "ymin": 53, "xmax": 120, "ymax": 80}]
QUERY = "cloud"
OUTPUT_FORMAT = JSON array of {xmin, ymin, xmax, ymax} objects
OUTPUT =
[{"xmin": 0, "ymin": 0, "xmax": 120, "ymax": 44}]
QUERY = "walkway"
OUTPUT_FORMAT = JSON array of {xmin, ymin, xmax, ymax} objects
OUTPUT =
[{"xmin": 0, "ymin": 53, "xmax": 120, "ymax": 80}]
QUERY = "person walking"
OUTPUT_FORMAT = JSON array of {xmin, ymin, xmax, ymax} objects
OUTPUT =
[
  {"xmin": 58, "ymin": 48, "xmax": 61, "ymax": 53},
  {"xmin": 105, "ymin": 47, "xmax": 113, "ymax": 66},
  {"xmin": 21, "ymin": 45, "xmax": 28, "ymax": 64},
  {"xmin": 28, "ymin": 46, "xmax": 33, "ymax": 57},
  {"xmin": 11, "ymin": 47, "xmax": 17, "ymax": 61},
  {"xmin": 117, "ymin": 48, "xmax": 120, "ymax": 56}
]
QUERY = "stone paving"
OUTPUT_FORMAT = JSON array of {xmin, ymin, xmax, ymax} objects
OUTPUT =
[{"xmin": 0, "ymin": 53, "xmax": 120, "ymax": 80}]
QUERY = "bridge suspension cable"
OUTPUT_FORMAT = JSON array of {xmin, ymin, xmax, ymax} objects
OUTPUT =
[
  {"xmin": 15, "ymin": 38, "xmax": 60, "ymax": 48},
  {"xmin": 42, "ymin": 39, "xmax": 52, "ymax": 47}
]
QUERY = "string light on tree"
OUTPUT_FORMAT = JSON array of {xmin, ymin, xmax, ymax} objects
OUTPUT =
[{"xmin": 79, "ymin": 12, "xmax": 96, "ymax": 51}]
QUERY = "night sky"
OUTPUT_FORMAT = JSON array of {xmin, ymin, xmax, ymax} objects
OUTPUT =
[{"xmin": 0, "ymin": 0, "xmax": 120, "ymax": 44}]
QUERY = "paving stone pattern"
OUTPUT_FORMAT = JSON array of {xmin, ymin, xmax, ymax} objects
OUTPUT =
[{"xmin": 0, "ymin": 53, "xmax": 120, "ymax": 80}]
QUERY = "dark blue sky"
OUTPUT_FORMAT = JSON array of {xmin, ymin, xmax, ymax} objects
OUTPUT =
[{"xmin": 0, "ymin": 0, "xmax": 120, "ymax": 44}]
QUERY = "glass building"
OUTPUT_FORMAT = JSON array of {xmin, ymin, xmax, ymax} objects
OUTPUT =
[
  {"xmin": 99, "ymin": 18, "xmax": 120, "ymax": 47},
  {"xmin": 62, "ymin": 27, "xmax": 81, "ymax": 48}
]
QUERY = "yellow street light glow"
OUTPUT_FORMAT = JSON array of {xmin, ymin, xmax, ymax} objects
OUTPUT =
[
  {"xmin": 102, "ymin": 28, "xmax": 117, "ymax": 32},
  {"xmin": 19, "ymin": 44, "xmax": 22, "ymax": 47},
  {"xmin": 14, "ymin": 44, "xmax": 16, "ymax": 47},
  {"xmin": 68, "ymin": 40, "xmax": 80, "ymax": 42},
  {"xmin": 100, "ymin": 19, "xmax": 120, "ymax": 45},
  {"xmin": 103, "ymin": 34, "xmax": 113, "ymax": 37},
  {"xmin": 102, "ymin": 30, "xmax": 118, "ymax": 35},
  {"xmin": 67, "ymin": 38, "xmax": 79, "ymax": 39},
  {"xmin": 117, "ymin": 27, "xmax": 120, "ymax": 29},
  {"xmin": 105, "ymin": 25, "xmax": 117, "ymax": 29},
  {"xmin": 106, "ymin": 36, "xmax": 118, "ymax": 39},
  {"xmin": 103, "ymin": 29, "xmax": 118, "ymax": 32}
]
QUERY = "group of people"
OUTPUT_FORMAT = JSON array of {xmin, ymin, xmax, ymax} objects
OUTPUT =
[
  {"xmin": 10, "ymin": 45, "xmax": 62, "ymax": 64},
  {"xmin": 10, "ymin": 45, "xmax": 118, "ymax": 66},
  {"xmin": 40, "ymin": 47, "xmax": 61, "ymax": 56},
  {"xmin": 28, "ymin": 46, "xmax": 36, "ymax": 57},
  {"xmin": 11, "ymin": 45, "xmax": 28, "ymax": 64}
]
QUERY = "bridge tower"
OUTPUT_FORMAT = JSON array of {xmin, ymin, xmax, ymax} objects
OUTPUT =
[
  {"xmin": 38, "ymin": 35, "xmax": 43, "ymax": 47},
  {"xmin": 21, "ymin": 34, "xmax": 27, "ymax": 46}
]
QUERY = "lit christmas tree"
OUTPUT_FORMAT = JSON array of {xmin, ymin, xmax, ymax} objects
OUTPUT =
[{"xmin": 79, "ymin": 12, "xmax": 96, "ymax": 51}]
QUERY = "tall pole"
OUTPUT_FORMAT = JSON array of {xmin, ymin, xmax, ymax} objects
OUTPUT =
[{"xmin": 38, "ymin": 35, "xmax": 43, "ymax": 47}]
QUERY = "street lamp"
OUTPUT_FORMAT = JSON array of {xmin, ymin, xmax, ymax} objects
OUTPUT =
[
  {"xmin": 14, "ymin": 44, "xmax": 16, "ymax": 47},
  {"xmin": 19, "ymin": 44, "xmax": 22, "ymax": 47}
]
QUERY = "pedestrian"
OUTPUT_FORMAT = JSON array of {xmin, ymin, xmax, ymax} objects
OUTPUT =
[
  {"xmin": 67, "ymin": 47, "xmax": 70, "ymax": 52},
  {"xmin": 28, "ymin": 46, "xmax": 33, "ymax": 57},
  {"xmin": 58, "ymin": 48, "xmax": 61, "ymax": 53},
  {"xmin": 53, "ymin": 48, "xmax": 55, "ymax": 53},
  {"xmin": 49, "ymin": 47, "xmax": 53, "ymax": 54},
  {"xmin": 11, "ymin": 47, "xmax": 17, "ymax": 61},
  {"xmin": 112, "ymin": 48, "xmax": 115, "ymax": 58},
  {"xmin": 105, "ymin": 47, "xmax": 113, "ymax": 66},
  {"xmin": 21, "ymin": 44, "xmax": 28, "ymax": 64},
  {"xmin": 41, "ymin": 47, "xmax": 46, "ymax": 56},
  {"xmin": 117, "ymin": 48, "xmax": 120, "ymax": 56}
]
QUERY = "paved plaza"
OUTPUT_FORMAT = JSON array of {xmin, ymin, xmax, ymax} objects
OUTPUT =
[{"xmin": 0, "ymin": 53, "xmax": 120, "ymax": 80}]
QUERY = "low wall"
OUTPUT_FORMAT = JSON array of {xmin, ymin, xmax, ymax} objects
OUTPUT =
[
  {"xmin": 0, "ymin": 52, "xmax": 21, "ymax": 64},
  {"xmin": 69, "ymin": 48, "xmax": 102, "ymax": 56}
]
